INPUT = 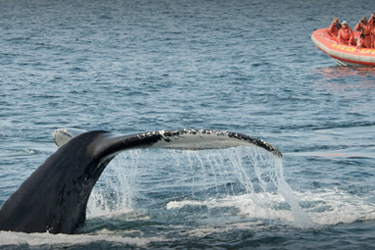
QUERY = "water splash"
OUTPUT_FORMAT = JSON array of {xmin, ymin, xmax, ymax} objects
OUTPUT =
[
  {"xmin": 87, "ymin": 146, "xmax": 312, "ymax": 227},
  {"xmin": 87, "ymin": 149, "xmax": 141, "ymax": 217}
]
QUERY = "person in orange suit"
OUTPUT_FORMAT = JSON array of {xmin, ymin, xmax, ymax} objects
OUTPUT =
[
  {"xmin": 369, "ymin": 13, "xmax": 375, "ymax": 48},
  {"xmin": 337, "ymin": 21, "xmax": 355, "ymax": 46},
  {"xmin": 329, "ymin": 17, "xmax": 341, "ymax": 40},
  {"xmin": 369, "ymin": 13, "xmax": 375, "ymax": 30},
  {"xmin": 355, "ymin": 17, "xmax": 371, "ymax": 48}
]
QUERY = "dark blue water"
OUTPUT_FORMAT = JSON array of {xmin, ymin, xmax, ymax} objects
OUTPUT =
[{"xmin": 1, "ymin": 0, "xmax": 375, "ymax": 249}]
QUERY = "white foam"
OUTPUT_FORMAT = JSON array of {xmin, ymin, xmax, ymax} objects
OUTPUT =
[
  {"xmin": 166, "ymin": 188, "xmax": 375, "ymax": 228},
  {"xmin": 0, "ymin": 229, "xmax": 164, "ymax": 247},
  {"xmin": 166, "ymin": 193, "xmax": 296, "ymax": 223},
  {"xmin": 296, "ymin": 188, "xmax": 375, "ymax": 225}
]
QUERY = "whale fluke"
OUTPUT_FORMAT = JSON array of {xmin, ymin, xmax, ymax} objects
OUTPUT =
[
  {"xmin": 0, "ymin": 128, "xmax": 282, "ymax": 234},
  {"xmin": 53, "ymin": 128, "xmax": 283, "ymax": 158}
]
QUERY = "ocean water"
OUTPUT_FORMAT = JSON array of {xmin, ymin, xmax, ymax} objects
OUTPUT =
[{"xmin": 1, "ymin": 0, "xmax": 375, "ymax": 249}]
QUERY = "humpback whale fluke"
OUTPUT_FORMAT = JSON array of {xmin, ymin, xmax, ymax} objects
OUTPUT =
[
  {"xmin": 53, "ymin": 128, "xmax": 283, "ymax": 158},
  {"xmin": 0, "ymin": 128, "xmax": 282, "ymax": 234}
]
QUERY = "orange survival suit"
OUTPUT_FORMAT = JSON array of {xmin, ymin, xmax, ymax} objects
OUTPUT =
[
  {"xmin": 329, "ymin": 19, "xmax": 341, "ymax": 40},
  {"xmin": 355, "ymin": 20, "xmax": 371, "ymax": 48},
  {"xmin": 338, "ymin": 24, "xmax": 355, "ymax": 46},
  {"xmin": 369, "ymin": 16, "xmax": 375, "ymax": 48}
]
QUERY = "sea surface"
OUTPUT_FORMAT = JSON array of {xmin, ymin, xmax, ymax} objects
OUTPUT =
[{"xmin": 1, "ymin": 0, "xmax": 375, "ymax": 249}]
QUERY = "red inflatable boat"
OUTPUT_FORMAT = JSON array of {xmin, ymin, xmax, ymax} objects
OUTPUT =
[{"xmin": 311, "ymin": 27, "xmax": 375, "ymax": 67}]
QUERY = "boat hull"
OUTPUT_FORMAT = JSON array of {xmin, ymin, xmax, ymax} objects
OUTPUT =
[{"xmin": 311, "ymin": 28, "xmax": 375, "ymax": 67}]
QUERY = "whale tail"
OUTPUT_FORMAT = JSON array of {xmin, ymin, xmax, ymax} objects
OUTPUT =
[
  {"xmin": 0, "ymin": 128, "xmax": 282, "ymax": 234},
  {"xmin": 53, "ymin": 128, "xmax": 283, "ymax": 158}
]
